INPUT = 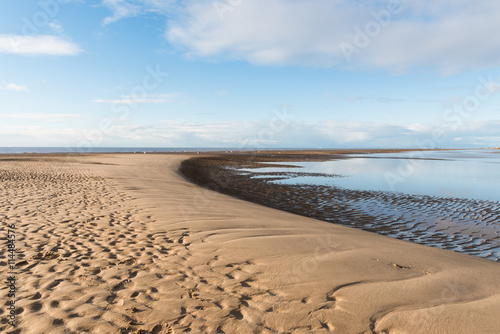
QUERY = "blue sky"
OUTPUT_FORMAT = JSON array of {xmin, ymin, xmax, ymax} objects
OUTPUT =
[{"xmin": 1, "ymin": 0, "xmax": 499, "ymax": 149}]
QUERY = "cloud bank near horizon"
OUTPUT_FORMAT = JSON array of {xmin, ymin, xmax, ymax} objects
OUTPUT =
[{"xmin": 3, "ymin": 118, "xmax": 499, "ymax": 149}]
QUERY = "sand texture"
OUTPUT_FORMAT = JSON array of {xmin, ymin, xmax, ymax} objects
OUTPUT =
[{"xmin": 1, "ymin": 154, "xmax": 500, "ymax": 333}]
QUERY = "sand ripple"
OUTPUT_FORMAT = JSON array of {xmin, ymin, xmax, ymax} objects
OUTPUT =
[{"xmin": 0, "ymin": 158, "xmax": 183, "ymax": 333}]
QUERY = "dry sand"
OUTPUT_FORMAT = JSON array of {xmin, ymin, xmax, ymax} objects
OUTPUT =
[{"xmin": 1, "ymin": 153, "xmax": 499, "ymax": 334}]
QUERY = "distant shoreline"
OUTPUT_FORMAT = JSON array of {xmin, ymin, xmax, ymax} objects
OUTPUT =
[{"xmin": 0, "ymin": 147, "xmax": 491, "ymax": 155}]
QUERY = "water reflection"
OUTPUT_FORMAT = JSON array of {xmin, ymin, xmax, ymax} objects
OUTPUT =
[
  {"xmin": 238, "ymin": 149, "xmax": 500, "ymax": 261},
  {"xmin": 247, "ymin": 149, "xmax": 500, "ymax": 202}
]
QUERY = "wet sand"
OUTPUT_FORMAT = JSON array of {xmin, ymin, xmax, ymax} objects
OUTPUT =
[
  {"xmin": 181, "ymin": 154, "xmax": 500, "ymax": 262},
  {"xmin": 1, "ymin": 153, "xmax": 500, "ymax": 333}
]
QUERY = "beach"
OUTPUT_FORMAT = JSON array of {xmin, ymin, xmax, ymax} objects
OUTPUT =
[
  {"xmin": 180, "ymin": 152, "xmax": 500, "ymax": 262},
  {"xmin": 1, "ymin": 153, "xmax": 500, "ymax": 333}
]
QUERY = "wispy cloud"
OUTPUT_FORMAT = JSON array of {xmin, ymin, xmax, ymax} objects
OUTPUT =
[
  {"xmin": 0, "ymin": 82, "xmax": 29, "ymax": 92},
  {"xmin": 92, "ymin": 93, "xmax": 182, "ymax": 104},
  {"xmin": 102, "ymin": 0, "xmax": 142, "ymax": 24},
  {"xmin": 0, "ymin": 126, "xmax": 82, "ymax": 142},
  {"xmin": 343, "ymin": 95, "xmax": 439, "ymax": 104},
  {"xmin": 0, "ymin": 34, "xmax": 81, "ymax": 56},
  {"xmin": 48, "ymin": 20, "xmax": 64, "ymax": 34},
  {"xmin": 0, "ymin": 113, "xmax": 81, "ymax": 121},
  {"xmin": 101, "ymin": 0, "xmax": 175, "ymax": 24}
]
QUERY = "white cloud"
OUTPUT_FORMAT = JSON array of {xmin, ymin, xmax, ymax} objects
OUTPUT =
[
  {"xmin": 2, "ymin": 116, "xmax": 500, "ymax": 148},
  {"xmin": 93, "ymin": 0, "xmax": 500, "ymax": 72},
  {"xmin": 92, "ymin": 93, "xmax": 182, "ymax": 104},
  {"xmin": 0, "ymin": 113, "xmax": 81, "ymax": 121},
  {"xmin": 48, "ymin": 20, "xmax": 64, "ymax": 34},
  {"xmin": 101, "ymin": 0, "xmax": 175, "ymax": 24},
  {"xmin": 102, "ymin": 0, "xmax": 142, "ymax": 24},
  {"xmin": 67, "ymin": 118, "xmax": 500, "ymax": 148},
  {"xmin": 0, "ymin": 126, "xmax": 82, "ymax": 146},
  {"xmin": 0, "ymin": 35, "xmax": 81, "ymax": 56},
  {"xmin": 162, "ymin": 0, "xmax": 500, "ymax": 73},
  {"xmin": 0, "ymin": 83, "xmax": 29, "ymax": 92}
]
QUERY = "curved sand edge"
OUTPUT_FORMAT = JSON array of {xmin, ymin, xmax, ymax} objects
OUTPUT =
[
  {"xmin": 88, "ymin": 154, "xmax": 500, "ymax": 333},
  {"xmin": 2, "ymin": 153, "xmax": 499, "ymax": 333}
]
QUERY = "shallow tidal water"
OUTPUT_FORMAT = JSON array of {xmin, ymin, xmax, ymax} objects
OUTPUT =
[{"xmin": 239, "ymin": 149, "xmax": 500, "ymax": 261}]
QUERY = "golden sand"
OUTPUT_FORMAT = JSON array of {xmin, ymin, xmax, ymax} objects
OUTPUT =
[{"xmin": 1, "ymin": 154, "xmax": 499, "ymax": 333}]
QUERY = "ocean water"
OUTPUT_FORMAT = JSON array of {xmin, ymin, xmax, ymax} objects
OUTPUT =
[{"xmin": 239, "ymin": 149, "xmax": 500, "ymax": 261}]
